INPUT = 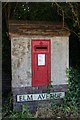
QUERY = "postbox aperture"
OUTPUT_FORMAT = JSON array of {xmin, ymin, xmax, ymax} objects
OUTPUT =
[{"xmin": 32, "ymin": 40, "xmax": 51, "ymax": 86}]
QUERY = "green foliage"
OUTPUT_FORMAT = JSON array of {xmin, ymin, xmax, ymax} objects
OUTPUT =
[
  {"xmin": 3, "ymin": 104, "xmax": 34, "ymax": 119},
  {"xmin": 2, "ymin": 93, "xmax": 12, "ymax": 118},
  {"xmin": 47, "ymin": 83, "xmax": 63, "ymax": 109},
  {"xmin": 60, "ymin": 67, "xmax": 80, "ymax": 118},
  {"xmin": 41, "ymin": 67, "xmax": 80, "ymax": 118},
  {"xmin": 2, "ymin": 93, "xmax": 33, "ymax": 119},
  {"xmin": 8, "ymin": 105, "xmax": 33, "ymax": 119},
  {"xmin": 21, "ymin": 104, "xmax": 33, "ymax": 118},
  {"xmin": 47, "ymin": 83, "xmax": 53, "ymax": 94},
  {"xmin": 11, "ymin": 2, "xmax": 62, "ymax": 22},
  {"xmin": 65, "ymin": 67, "xmax": 80, "ymax": 108},
  {"xmin": 36, "ymin": 104, "xmax": 53, "ymax": 118},
  {"xmin": 36, "ymin": 103, "xmax": 80, "ymax": 119}
]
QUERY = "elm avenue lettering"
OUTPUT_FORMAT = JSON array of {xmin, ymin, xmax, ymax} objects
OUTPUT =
[
  {"xmin": 37, "ymin": 94, "xmax": 50, "ymax": 100},
  {"xmin": 17, "ymin": 92, "xmax": 65, "ymax": 102},
  {"xmin": 18, "ymin": 95, "xmax": 33, "ymax": 102}
]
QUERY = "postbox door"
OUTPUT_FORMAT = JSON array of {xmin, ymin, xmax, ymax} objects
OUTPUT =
[{"xmin": 32, "ymin": 40, "xmax": 51, "ymax": 86}]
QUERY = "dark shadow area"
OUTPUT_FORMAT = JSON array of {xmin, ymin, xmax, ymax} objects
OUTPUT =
[
  {"xmin": 69, "ymin": 33, "xmax": 80, "ymax": 70},
  {"xmin": 2, "ymin": 7, "xmax": 12, "ymax": 103}
]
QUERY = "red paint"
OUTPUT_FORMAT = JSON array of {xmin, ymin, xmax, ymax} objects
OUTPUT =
[{"xmin": 32, "ymin": 40, "xmax": 51, "ymax": 86}]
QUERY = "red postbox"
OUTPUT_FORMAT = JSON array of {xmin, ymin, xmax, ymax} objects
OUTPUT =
[{"xmin": 32, "ymin": 40, "xmax": 51, "ymax": 86}]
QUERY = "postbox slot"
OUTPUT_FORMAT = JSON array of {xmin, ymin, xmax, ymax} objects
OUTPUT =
[{"xmin": 35, "ymin": 46, "xmax": 47, "ymax": 50}]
